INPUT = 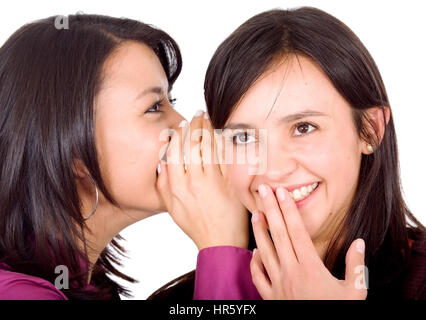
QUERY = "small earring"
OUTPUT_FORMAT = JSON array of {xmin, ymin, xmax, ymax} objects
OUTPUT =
[
  {"xmin": 367, "ymin": 144, "xmax": 374, "ymax": 153},
  {"xmin": 83, "ymin": 175, "xmax": 98, "ymax": 221}
]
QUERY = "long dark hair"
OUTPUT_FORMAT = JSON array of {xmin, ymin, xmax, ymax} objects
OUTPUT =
[
  {"xmin": 0, "ymin": 13, "xmax": 182, "ymax": 299},
  {"xmin": 150, "ymin": 6, "xmax": 425, "ymax": 300},
  {"xmin": 204, "ymin": 7, "xmax": 425, "ymax": 298}
]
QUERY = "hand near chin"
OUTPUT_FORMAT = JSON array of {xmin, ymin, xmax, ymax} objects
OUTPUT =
[
  {"xmin": 156, "ymin": 111, "xmax": 249, "ymax": 251},
  {"xmin": 250, "ymin": 184, "xmax": 368, "ymax": 300}
]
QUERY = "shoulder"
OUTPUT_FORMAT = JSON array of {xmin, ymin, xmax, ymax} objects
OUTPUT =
[
  {"xmin": 402, "ymin": 228, "xmax": 426, "ymax": 299},
  {"xmin": 0, "ymin": 262, "xmax": 68, "ymax": 300}
]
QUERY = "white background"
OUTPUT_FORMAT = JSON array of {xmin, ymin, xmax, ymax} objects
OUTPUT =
[{"xmin": 1, "ymin": 0, "xmax": 425, "ymax": 299}]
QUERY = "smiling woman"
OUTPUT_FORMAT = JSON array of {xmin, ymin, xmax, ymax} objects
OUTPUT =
[{"xmin": 199, "ymin": 7, "xmax": 425, "ymax": 299}]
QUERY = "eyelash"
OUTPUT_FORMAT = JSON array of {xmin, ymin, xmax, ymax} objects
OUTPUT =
[
  {"xmin": 145, "ymin": 97, "xmax": 177, "ymax": 114},
  {"xmin": 293, "ymin": 122, "xmax": 317, "ymax": 136},
  {"xmin": 229, "ymin": 121, "xmax": 317, "ymax": 144}
]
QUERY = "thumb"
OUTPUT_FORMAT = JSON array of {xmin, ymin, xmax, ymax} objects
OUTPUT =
[{"xmin": 344, "ymin": 238, "xmax": 368, "ymax": 297}]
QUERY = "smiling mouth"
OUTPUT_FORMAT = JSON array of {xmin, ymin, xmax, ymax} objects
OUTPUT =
[{"xmin": 289, "ymin": 182, "xmax": 319, "ymax": 201}]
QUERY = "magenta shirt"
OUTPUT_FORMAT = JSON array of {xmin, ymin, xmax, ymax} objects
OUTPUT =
[
  {"xmin": 0, "ymin": 261, "xmax": 69, "ymax": 299},
  {"xmin": 0, "ymin": 246, "xmax": 260, "ymax": 300},
  {"xmin": 194, "ymin": 246, "xmax": 261, "ymax": 300}
]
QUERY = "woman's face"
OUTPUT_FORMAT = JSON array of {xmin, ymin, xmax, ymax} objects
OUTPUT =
[
  {"xmin": 221, "ymin": 55, "xmax": 367, "ymax": 242},
  {"xmin": 93, "ymin": 41, "xmax": 184, "ymax": 219}
]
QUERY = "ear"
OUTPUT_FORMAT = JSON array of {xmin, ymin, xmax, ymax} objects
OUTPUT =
[
  {"xmin": 361, "ymin": 106, "xmax": 390, "ymax": 154},
  {"xmin": 72, "ymin": 158, "xmax": 90, "ymax": 179}
]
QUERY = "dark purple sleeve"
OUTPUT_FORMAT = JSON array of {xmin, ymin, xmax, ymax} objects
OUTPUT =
[{"xmin": 193, "ymin": 246, "xmax": 262, "ymax": 300}]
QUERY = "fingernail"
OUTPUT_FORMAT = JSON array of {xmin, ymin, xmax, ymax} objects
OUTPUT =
[
  {"xmin": 252, "ymin": 211, "xmax": 259, "ymax": 223},
  {"xmin": 157, "ymin": 163, "xmax": 161, "ymax": 174},
  {"xmin": 276, "ymin": 187, "xmax": 285, "ymax": 201},
  {"xmin": 356, "ymin": 239, "xmax": 365, "ymax": 254},
  {"xmin": 179, "ymin": 120, "xmax": 188, "ymax": 128},
  {"xmin": 194, "ymin": 109, "xmax": 204, "ymax": 117},
  {"xmin": 258, "ymin": 184, "xmax": 267, "ymax": 198},
  {"xmin": 204, "ymin": 111, "xmax": 209, "ymax": 120}
]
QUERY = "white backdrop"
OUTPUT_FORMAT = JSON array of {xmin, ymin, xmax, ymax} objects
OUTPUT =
[{"xmin": 1, "ymin": 0, "xmax": 425, "ymax": 299}]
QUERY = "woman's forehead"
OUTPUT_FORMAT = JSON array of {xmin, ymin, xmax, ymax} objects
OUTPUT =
[{"xmin": 225, "ymin": 56, "xmax": 344, "ymax": 126}]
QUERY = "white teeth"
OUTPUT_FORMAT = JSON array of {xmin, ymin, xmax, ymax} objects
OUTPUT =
[
  {"xmin": 293, "ymin": 189, "xmax": 301, "ymax": 200},
  {"xmin": 290, "ymin": 182, "xmax": 319, "ymax": 201}
]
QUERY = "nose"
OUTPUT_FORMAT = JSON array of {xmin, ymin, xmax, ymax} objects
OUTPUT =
[
  {"xmin": 256, "ymin": 134, "xmax": 297, "ymax": 187},
  {"xmin": 168, "ymin": 107, "xmax": 186, "ymax": 130},
  {"xmin": 158, "ymin": 106, "xmax": 186, "ymax": 162}
]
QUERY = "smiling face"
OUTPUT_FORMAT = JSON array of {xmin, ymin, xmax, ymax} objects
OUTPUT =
[
  {"xmin": 93, "ymin": 41, "xmax": 184, "ymax": 219},
  {"xmin": 221, "ymin": 55, "xmax": 366, "ymax": 242}
]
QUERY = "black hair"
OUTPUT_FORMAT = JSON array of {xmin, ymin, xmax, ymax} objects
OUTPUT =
[{"xmin": 0, "ymin": 13, "xmax": 182, "ymax": 299}]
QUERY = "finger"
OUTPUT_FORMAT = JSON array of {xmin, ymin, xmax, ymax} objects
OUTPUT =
[
  {"xmin": 214, "ymin": 126, "xmax": 228, "ymax": 176},
  {"xmin": 257, "ymin": 184, "xmax": 298, "ymax": 268},
  {"xmin": 186, "ymin": 110, "xmax": 204, "ymax": 177},
  {"xmin": 251, "ymin": 210, "xmax": 281, "ymax": 283},
  {"xmin": 275, "ymin": 187, "xmax": 318, "ymax": 264},
  {"xmin": 344, "ymin": 238, "xmax": 368, "ymax": 298},
  {"xmin": 166, "ymin": 121, "xmax": 187, "ymax": 186},
  {"xmin": 201, "ymin": 112, "xmax": 221, "ymax": 176},
  {"xmin": 250, "ymin": 248, "xmax": 272, "ymax": 299},
  {"xmin": 155, "ymin": 160, "xmax": 172, "ymax": 210}
]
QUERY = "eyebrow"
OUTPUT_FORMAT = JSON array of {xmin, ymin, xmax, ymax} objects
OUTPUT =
[
  {"xmin": 223, "ymin": 110, "xmax": 329, "ymax": 130},
  {"xmin": 134, "ymin": 85, "xmax": 170, "ymax": 101}
]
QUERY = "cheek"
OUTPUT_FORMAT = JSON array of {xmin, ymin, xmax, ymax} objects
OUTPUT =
[
  {"xmin": 296, "ymin": 131, "xmax": 361, "ymax": 236},
  {"xmin": 297, "ymin": 130, "xmax": 360, "ymax": 194},
  {"xmin": 96, "ymin": 117, "xmax": 161, "ymax": 207},
  {"xmin": 323, "ymin": 133, "xmax": 361, "ymax": 204}
]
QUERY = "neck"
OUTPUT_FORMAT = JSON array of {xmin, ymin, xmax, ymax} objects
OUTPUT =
[
  {"xmin": 80, "ymin": 203, "xmax": 155, "ymax": 285},
  {"xmin": 313, "ymin": 239, "xmax": 330, "ymax": 261},
  {"xmin": 312, "ymin": 208, "xmax": 347, "ymax": 262}
]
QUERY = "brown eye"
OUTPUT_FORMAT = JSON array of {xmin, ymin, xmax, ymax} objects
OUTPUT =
[
  {"xmin": 294, "ymin": 122, "xmax": 316, "ymax": 136},
  {"xmin": 298, "ymin": 124, "xmax": 309, "ymax": 133},
  {"xmin": 145, "ymin": 100, "xmax": 163, "ymax": 113}
]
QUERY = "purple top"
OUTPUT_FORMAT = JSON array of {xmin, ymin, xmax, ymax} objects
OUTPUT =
[
  {"xmin": 0, "ymin": 246, "xmax": 260, "ymax": 300},
  {"xmin": 0, "ymin": 262, "xmax": 68, "ymax": 300},
  {"xmin": 194, "ymin": 246, "xmax": 261, "ymax": 300},
  {"xmin": 2, "ymin": 238, "xmax": 425, "ymax": 299}
]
